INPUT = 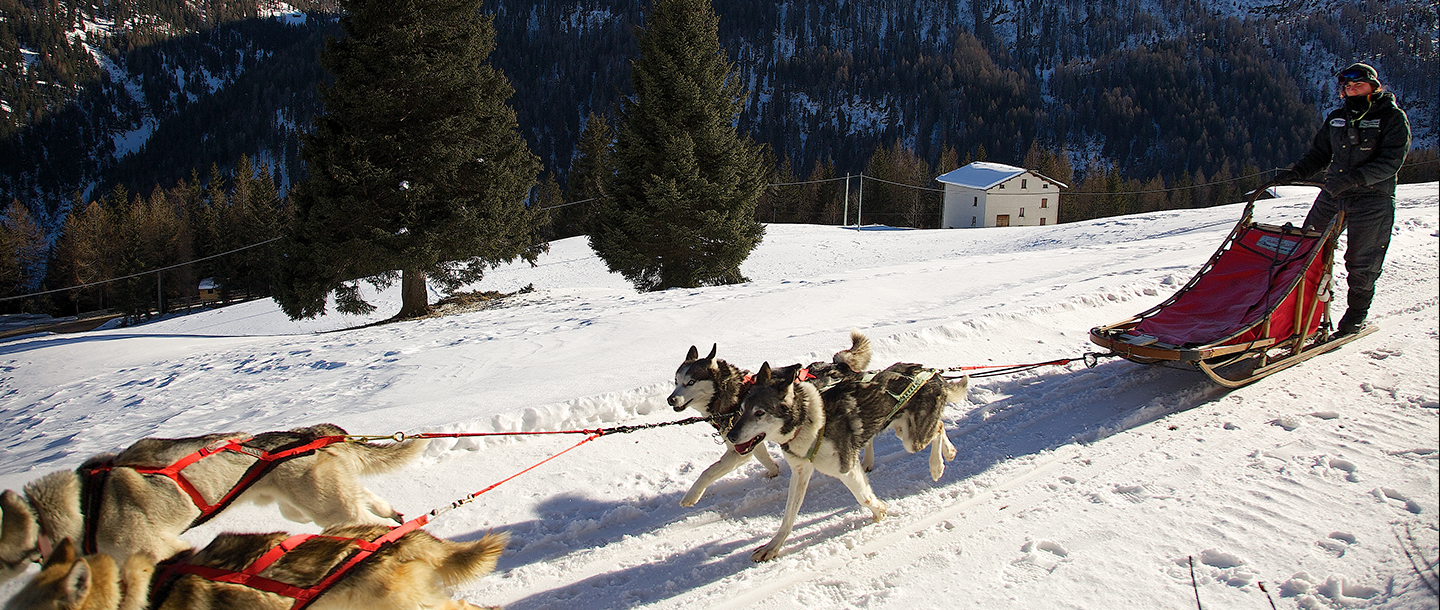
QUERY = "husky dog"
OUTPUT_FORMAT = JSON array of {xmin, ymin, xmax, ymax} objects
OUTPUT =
[
  {"xmin": 4, "ymin": 526, "xmax": 507, "ymax": 610},
  {"xmin": 727, "ymin": 361, "xmax": 966, "ymax": 561},
  {"xmin": 667, "ymin": 331, "xmax": 871, "ymax": 507},
  {"xmin": 0, "ymin": 424, "xmax": 424, "ymax": 579}
]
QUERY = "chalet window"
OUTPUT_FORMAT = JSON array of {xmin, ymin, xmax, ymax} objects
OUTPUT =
[
  {"xmin": 973, "ymin": 197, "xmax": 978, "ymax": 207},
  {"xmin": 1041, "ymin": 198, "xmax": 1048, "ymax": 208},
  {"xmin": 1043, "ymin": 183, "xmax": 1050, "ymax": 188},
  {"xmin": 998, "ymin": 183, "xmax": 1005, "ymax": 189},
  {"xmin": 1019, "ymin": 208, "xmax": 1025, "ymax": 217},
  {"xmin": 1021, "ymin": 179, "xmax": 1028, "ymax": 189},
  {"xmin": 1040, "ymin": 218, "xmax": 1047, "ymax": 225},
  {"xmin": 971, "ymin": 216, "xmax": 977, "ymax": 226}
]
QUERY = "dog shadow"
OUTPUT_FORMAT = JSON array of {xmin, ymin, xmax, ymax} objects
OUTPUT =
[{"xmin": 449, "ymin": 357, "xmax": 1230, "ymax": 609}]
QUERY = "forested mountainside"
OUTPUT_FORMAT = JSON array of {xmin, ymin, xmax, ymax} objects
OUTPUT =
[{"xmin": 2, "ymin": 0, "xmax": 1436, "ymax": 229}]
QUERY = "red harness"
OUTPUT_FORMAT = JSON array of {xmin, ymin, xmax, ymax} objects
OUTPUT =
[
  {"xmin": 154, "ymin": 518, "xmax": 426, "ymax": 610},
  {"xmin": 78, "ymin": 434, "xmax": 348, "ymax": 554}
]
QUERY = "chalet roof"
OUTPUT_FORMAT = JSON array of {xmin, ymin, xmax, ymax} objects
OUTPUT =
[{"xmin": 935, "ymin": 162, "xmax": 1069, "ymax": 190}]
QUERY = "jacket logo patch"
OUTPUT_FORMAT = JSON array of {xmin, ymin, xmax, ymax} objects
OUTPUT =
[
  {"xmin": 1330, "ymin": 118, "xmax": 1348, "ymax": 128},
  {"xmin": 1358, "ymin": 119, "xmax": 1381, "ymax": 129}
]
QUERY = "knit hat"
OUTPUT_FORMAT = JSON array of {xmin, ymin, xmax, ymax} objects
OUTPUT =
[{"xmin": 1336, "ymin": 63, "xmax": 1381, "ymax": 87}]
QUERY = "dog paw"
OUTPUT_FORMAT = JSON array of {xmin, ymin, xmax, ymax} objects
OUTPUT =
[
  {"xmin": 751, "ymin": 543, "xmax": 783, "ymax": 562},
  {"xmin": 870, "ymin": 501, "xmax": 888, "ymax": 523},
  {"xmin": 679, "ymin": 493, "xmax": 701, "ymax": 508}
]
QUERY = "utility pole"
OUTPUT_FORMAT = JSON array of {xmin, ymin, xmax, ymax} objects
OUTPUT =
[
  {"xmin": 842, "ymin": 173, "xmax": 850, "ymax": 227},
  {"xmin": 856, "ymin": 174, "xmax": 864, "ymax": 230}
]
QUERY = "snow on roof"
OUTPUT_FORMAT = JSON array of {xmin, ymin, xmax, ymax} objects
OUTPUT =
[{"xmin": 935, "ymin": 162, "xmax": 1068, "ymax": 190}]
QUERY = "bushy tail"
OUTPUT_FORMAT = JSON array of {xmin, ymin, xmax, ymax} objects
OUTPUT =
[
  {"xmin": 336, "ymin": 438, "xmax": 429, "ymax": 475},
  {"xmin": 835, "ymin": 329, "xmax": 873, "ymax": 373},
  {"xmin": 436, "ymin": 531, "xmax": 509, "ymax": 587},
  {"xmin": 943, "ymin": 376, "xmax": 970, "ymax": 404}
]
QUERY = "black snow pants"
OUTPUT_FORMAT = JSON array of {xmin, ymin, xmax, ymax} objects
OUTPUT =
[{"xmin": 1304, "ymin": 191, "xmax": 1395, "ymax": 324}]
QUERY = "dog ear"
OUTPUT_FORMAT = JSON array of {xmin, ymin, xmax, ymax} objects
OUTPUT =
[
  {"xmin": 45, "ymin": 537, "xmax": 77, "ymax": 568},
  {"xmin": 705, "ymin": 344, "xmax": 717, "ymax": 362},
  {"xmin": 60, "ymin": 553, "xmax": 92, "ymax": 606},
  {"xmin": 685, "ymin": 345, "xmax": 699, "ymax": 362},
  {"xmin": 0, "ymin": 490, "xmax": 39, "ymax": 562},
  {"xmin": 756, "ymin": 362, "xmax": 772, "ymax": 384}
]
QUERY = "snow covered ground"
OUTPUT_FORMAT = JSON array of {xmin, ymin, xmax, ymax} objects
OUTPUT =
[{"xmin": 1, "ymin": 184, "xmax": 1435, "ymax": 609}]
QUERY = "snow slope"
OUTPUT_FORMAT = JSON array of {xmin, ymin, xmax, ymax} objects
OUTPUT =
[{"xmin": 1, "ymin": 184, "xmax": 1436, "ymax": 609}]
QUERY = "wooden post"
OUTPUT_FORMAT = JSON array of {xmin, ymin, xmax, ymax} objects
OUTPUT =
[{"xmin": 856, "ymin": 174, "xmax": 864, "ymax": 230}]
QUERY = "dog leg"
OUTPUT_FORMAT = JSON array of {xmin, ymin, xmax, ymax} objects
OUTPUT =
[
  {"xmin": 834, "ymin": 468, "xmax": 887, "ymax": 523},
  {"xmin": 753, "ymin": 444, "xmax": 781, "ymax": 478},
  {"xmin": 682, "ymin": 446, "xmax": 756, "ymax": 507},
  {"xmin": 753, "ymin": 462, "xmax": 813, "ymax": 562},
  {"xmin": 862, "ymin": 440, "xmax": 875, "ymax": 472},
  {"xmin": 927, "ymin": 422, "xmax": 957, "ymax": 481}
]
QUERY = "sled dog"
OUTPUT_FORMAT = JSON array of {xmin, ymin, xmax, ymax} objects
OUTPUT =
[
  {"xmin": 0, "ymin": 424, "xmax": 424, "ymax": 579},
  {"xmin": 667, "ymin": 330, "xmax": 871, "ymax": 507},
  {"xmin": 726, "ymin": 361, "xmax": 966, "ymax": 561},
  {"xmin": 4, "ymin": 525, "xmax": 507, "ymax": 610}
]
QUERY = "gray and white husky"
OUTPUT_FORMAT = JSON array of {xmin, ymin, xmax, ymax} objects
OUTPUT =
[
  {"xmin": 666, "ymin": 330, "xmax": 871, "ymax": 507},
  {"xmin": 0, "ymin": 424, "xmax": 424, "ymax": 580},
  {"xmin": 726, "ymin": 361, "xmax": 966, "ymax": 561}
]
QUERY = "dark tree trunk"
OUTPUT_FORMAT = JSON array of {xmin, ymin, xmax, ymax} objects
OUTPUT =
[{"xmin": 397, "ymin": 267, "xmax": 430, "ymax": 318}]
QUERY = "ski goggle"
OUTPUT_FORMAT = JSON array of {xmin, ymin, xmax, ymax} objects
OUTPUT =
[{"xmin": 1336, "ymin": 68, "xmax": 1373, "ymax": 83}]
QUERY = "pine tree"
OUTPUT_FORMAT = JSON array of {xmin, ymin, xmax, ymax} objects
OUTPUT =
[
  {"xmin": 589, "ymin": 0, "xmax": 767, "ymax": 292},
  {"xmin": 557, "ymin": 112, "xmax": 613, "ymax": 239},
  {"xmin": 0, "ymin": 200, "xmax": 47, "ymax": 304},
  {"xmin": 279, "ymin": 0, "xmax": 544, "ymax": 319}
]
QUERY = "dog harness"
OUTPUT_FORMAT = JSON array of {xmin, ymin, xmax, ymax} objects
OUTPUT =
[
  {"xmin": 152, "ymin": 519, "xmax": 424, "ymax": 610},
  {"xmin": 77, "ymin": 434, "xmax": 348, "ymax": 554},
  {"xmin": 792, "ymin": 368, "xmax": 938, "ymax": 461}
]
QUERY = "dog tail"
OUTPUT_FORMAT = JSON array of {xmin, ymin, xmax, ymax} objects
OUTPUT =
[
  {"xmin": 436, "ymin": 531, "xmax": 509, "ymax": 587},
  {"xmin": 335, "ymin": 437, "xmax": 429, "ymax": 475},
  {"xmin": 943, "ymin": 375, "xmax": 970, "ymax": 404},
  {"xmin": 835, "ymin": 329, "xmax": 872, "ymax": 373}
]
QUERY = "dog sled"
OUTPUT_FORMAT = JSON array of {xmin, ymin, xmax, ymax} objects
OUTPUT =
[{"xmin": 1089, "ymin": 185, "xmax": 1375, "ymax": 388}]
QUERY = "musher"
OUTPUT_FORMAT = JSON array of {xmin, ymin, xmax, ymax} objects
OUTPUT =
[{"xmin": 1273, "ymin": 62, "xmax": 1411, "ymax": 337}]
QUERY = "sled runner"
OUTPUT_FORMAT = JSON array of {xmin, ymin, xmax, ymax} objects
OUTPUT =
[{"xmin": 1089, "ymin": 186, "xmax": 1375, "ymax": 387}]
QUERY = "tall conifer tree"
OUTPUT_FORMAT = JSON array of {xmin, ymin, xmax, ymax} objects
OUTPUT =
[
  {"xmin": 589, "ymin": 0, "xmax": 766, "ymax": 292},
  {"xmin": 278, "ymin": 0, "xmax": 543, "ymax": 319}
]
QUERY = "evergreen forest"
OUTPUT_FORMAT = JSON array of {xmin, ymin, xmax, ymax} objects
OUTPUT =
[{"xmin": 1, "ymin": 0, "xmax": 1436, "ymax": 315}]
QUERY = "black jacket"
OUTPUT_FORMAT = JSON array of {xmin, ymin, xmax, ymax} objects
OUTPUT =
[{"xmin": 1290, "ymin": 90, "xmax": 1411, "ymax": 198}]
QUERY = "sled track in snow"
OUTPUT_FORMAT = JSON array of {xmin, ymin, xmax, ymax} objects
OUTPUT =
[{"xmin": 464, "ymin": 356, "xmax": 1227, "ymax": 609}]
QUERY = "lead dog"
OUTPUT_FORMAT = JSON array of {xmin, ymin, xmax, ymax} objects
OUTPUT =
[
  {"xmin": 0, "ymin": 424, "xmax": 424, "ymax": 580},
  {"xmin": 667, "ymin": 331, "xmax": 871, "ymax": 507},
  {"xmin": 4, "ymin": 526, "xmax": 507, "ymax": 610},
  {"xmin": 726, "ymin": 361, "xmax": 966, "ymax": 561}
]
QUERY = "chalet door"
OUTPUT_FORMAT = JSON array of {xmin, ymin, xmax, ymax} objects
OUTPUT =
[{"xmin": 995, "ymin": 214, "xmax": 1010, "ymax": 227}]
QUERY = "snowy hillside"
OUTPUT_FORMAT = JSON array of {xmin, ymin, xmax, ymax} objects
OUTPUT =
[{"xmin": 1, "ymin": 184, "xmax": 1436, "ymax": 609}]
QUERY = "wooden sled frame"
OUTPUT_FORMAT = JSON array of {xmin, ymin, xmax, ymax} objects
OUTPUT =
[{"xmin": 1089, "ymin": 187, "xmax": 1368, "ymax": 388}]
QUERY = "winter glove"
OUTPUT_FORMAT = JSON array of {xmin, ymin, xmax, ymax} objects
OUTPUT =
[
  {"xmin": 1271, "ymin": 169, "xmax": 1302, "ymax": 185},
  {"xmin": 1322, "ymin": 174, "xmax": 1363, "ymax": 197}
]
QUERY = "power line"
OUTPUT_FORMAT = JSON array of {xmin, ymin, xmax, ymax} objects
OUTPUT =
[
  {"xmin": 0, "ymin": 235, "xmax": 283, "ymax": 302},
  {"xmin": 8, "ymin": 158, "xmax": 1432, "ymax": 303}
]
